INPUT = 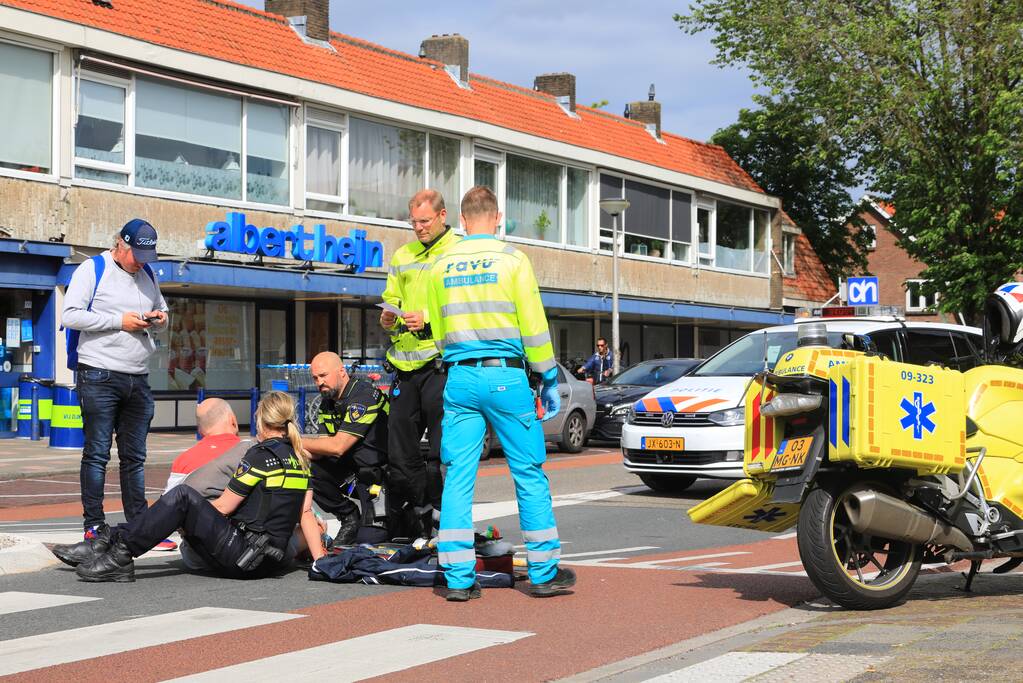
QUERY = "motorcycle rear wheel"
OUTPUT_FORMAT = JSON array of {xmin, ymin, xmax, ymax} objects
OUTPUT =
[{"xmin": 798, "ymin": 481, "xmax": 922, "ymax": 610}]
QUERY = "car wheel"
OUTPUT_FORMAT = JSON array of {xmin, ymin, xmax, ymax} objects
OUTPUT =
[
  {"xmin": 557, "ymin": 411, "xmax": 587, "ymax": 453},
  {"xmin": 479, "ymin": 431, "xmax": 492, "ymax": 461},
  {"xmin": 638, "ymin": 473, "xmax": 697, "ymax": 494}
]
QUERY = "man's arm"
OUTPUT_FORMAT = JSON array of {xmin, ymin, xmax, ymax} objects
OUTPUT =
[
  {"xmin": 426, "ymin": 263, "xmax": 446, "ymax": 350},
  {"xmin": 303, "ymin": 384, "xmax": 386, "ymax": 460},
  {"xmin": 379, "ymin": 255, "xmax": 404, "ymax": 330},
  {"xmin": 512, "ymin": 254, "xmax": 557, "ymax": 376},
  {"xmin": 302, "ymin": 431, "xmax": 361, "ymax": 459}
]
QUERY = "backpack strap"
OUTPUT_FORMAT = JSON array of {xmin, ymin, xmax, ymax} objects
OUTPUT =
[
  {"xmin": 64, "ymin": 254, "xmax": 107, "ymax": 371},
  {"xmin": 87, "ymin": 254, "xmax": 106, "ymax": 312}
]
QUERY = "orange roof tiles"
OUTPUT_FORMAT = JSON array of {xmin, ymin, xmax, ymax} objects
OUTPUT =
[{"xmin": 1, "ymin": 0, "xmax": 764, "ymax": 194}]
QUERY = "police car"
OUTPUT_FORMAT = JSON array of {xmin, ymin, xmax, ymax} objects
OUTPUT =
[{"xmin": 620, "ymin": 314, "xmax": 983, "ymax": 493}]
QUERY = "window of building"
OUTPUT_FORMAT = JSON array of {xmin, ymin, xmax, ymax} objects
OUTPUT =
[
  {"xmin": 905, "ymin": 280, "xmax": 938, "ymax": 312},
  {"xmin": 598, "ymin": 174, "xmax": 624, "ymax": 251},
  {"xmin": 75, "ymin": 77, "xmax": 128, "ymax": 185},
  {"xmin": 697, "ymin": 205, "xmax": 713, "ymax": 266},
  {"xmin": 715, "ymin": 201, "xmax": 751, "ymax": 271},
  {"xmin": 550, "ymin": 319, "xmax": 593, "ymax": 365},
  {"xmin": 698, "ymin": 327, "xmax": 731, "ymax": 358},
  {"xmin": 428, "ymin": 134, "xmax": 460, "ymax": 228},
  {"xmin": 246, "ymin": 101, "xmax": 290, "ymax": 205},
  {"xmin": 475, "ymin": 158, "xmax": 497, "ymax": 192},
  {"xmin": 671, "ymin": 192, "xmax": 692, "ymax": 261},
  {"xmin": 348, "ymin": 117, "xmax": 425, "ymax": 221},
  {"xmin": 566, "ymin": 166, "xmax": 589, "ymax": 247},
  {"xmin": 257, "ymin": 307, "xmax": 288, "ymax": 365},
  {"xmin": 0, "ymin": 41, "xmax": 54, "ymax": 175},
  {"xmin": 305, "ymin": 108, "xmax": 345, "ymax": 213},
  {"xmin": 782, "ymin": 232, "xmax": 797, "ymax": 275},
  {"xmin": 642, "ymin": 325, "xmax": 674, "ymax": 360},
  {"xmin": 506, "ymin": 154, "xmax": 561, "ymax": 242},
  {"xmin": 135, "ymin": 77, "xmax": 243, "ymax": 200},
  {"xmin": 149, "ymin": 297, "xmax": 255, "ymax": 391},
  {"xmin": 623, "ymin": 178, "xmax": 670, "ymax": 257},
  {"xmin": 363, "ymin": 307, "xmax": 391, "ymax": 362},
  {"xmin": 753, "ymin": 209, "xmax": 770, "ymax": 273},
  {"xmin": 339, "ymin": 306, "xmax": 363, "ymax": 364}
]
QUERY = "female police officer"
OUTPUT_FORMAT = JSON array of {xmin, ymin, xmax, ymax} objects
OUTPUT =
[{"xmin": 52, "ymin": 390, "xmax": 320, "ymax": 581}]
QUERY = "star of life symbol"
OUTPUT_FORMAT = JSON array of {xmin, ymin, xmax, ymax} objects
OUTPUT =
[
  {"xmin": 743, "ymin": 507, "xmax": 784, "ymax": 524},
  {"xmin": 900, "ymin": 391, "xmax": 936, "ymax": 440}
]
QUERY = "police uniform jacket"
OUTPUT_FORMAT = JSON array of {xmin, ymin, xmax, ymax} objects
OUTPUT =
[
  {"xmin": 316, "ymin": 378, "xmax": 389, "ymax": 469},
  {"xmin": 227, "ymin": 437, "xmax": 310, "ymax": 551}
]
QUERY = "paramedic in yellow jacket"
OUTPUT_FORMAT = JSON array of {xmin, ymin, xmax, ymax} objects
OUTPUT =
[
  {"xmin": 426, "ymin": 185, "xmax": 576, "ymax": 601},
  {"xmin": 380, "ymin": 189, "xmax": 462, "ymax": 539}
]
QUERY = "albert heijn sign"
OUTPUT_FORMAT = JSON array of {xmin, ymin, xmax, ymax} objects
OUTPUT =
[{"xmin": 204, "ymin": 211, "xmax": 384, "ymax": 274}]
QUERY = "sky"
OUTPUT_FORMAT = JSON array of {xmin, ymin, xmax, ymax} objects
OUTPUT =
[{"xmin": 235, "ymin": 0, "xmax": 758, "ymax": 144}]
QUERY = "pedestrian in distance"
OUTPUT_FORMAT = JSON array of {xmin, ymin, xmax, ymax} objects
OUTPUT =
[
  {"xmin": 380, "ymin": 188, "xmax": 462, "ymax": 539},
  {"xmin": 576, "ymin": 337, "xmax": 614, "ymax": 385},
  {"xmin": 61, "ymin": 218, "xmax": 167, "ymax": 545},
  {"xmin": 302, "ymin": 352, "xmax": 390, "ymax": 546},
  {"xmin": 51, "ymin": 391, "xmax": 321, "ymax": 582},
  {"xmin": 426, "ymin": 185, "xmax": 576, "ymax": 601}
]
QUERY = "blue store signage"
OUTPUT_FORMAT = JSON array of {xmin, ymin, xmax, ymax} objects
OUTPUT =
[{"xmin": 204, "ymin": 212, "xmax": 384, "ymax": 273}]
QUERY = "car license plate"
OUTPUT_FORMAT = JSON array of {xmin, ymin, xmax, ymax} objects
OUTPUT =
[
  {"xmin": 771, "ymin": 437, "xmax": 813, "ymax": 471},
  {"xmin": 642, "ymin": 437, "xmax": 685, "ymax": 451}
]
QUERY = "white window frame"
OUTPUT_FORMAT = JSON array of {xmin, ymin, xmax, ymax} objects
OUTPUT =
[
  {"xmin": 696, "ymin": 200, "xmax": 715, "ymax": 267},
  {"xmin": 597, "ymin": 170, "xmax": 696, "ymax": 266},
  {"xmin": 0, "ymin": 35, "xmax": 61, "ymax": 183},
  {"xmin": 706, "ymin": 198, "xmax": 771, "ymax": 278},
  {"xmin": 501, "ymin": 149, "xmax": 570, "ymax": 249},
  {"xmin": 782, "ymin": 231, "xmax": 797, "ymax": 276},
  {"xmin": 303, "ymin": 106, "xmax": 347, "ymax": 215},
  {"xmin": 74, "ymin": 70, "xmax": 133, "ymax": 182},
  {"xmin": 670, "ymin": 188, "xmax": 695, "ymax": 265},
  {"xmin": 905, "ymin": 279, "xmax": 938, "ymax": 312}
]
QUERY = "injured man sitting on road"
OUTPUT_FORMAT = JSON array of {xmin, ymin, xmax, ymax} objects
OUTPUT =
[{"xmin": 51, "ymin": 392, "xmax": 325, "ymax": 581}]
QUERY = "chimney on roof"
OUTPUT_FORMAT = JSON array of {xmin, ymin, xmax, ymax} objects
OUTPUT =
[
  {"xmin": 625, "ymin": 83, "xmax": 661, "ymax": 138},
  {"xmin": 419, "ymin": 34, "xmax": 469, "ymax": 85},
  {"xmin": 534, "ymin": 73, "xmax": 576, "ymax": 113},
  {"xmin": 265, "ymin": 0, "xmax": 329, "ymax": 43}
]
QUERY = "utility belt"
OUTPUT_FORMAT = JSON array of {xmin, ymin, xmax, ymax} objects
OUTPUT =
[
  {"xmin": 447, "ymin": 357, "xmax": 527, "ymax": 370},
  {"xmin": 385, "ymin": 356, "xmax": 446, "ymax": 378},
  {"xmin": 234, "ymin": 522, "xmax": 285, "ymax": 572}
]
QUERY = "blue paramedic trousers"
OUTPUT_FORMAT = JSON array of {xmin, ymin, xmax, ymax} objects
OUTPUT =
[{"xmin": 437, "ymin": 363, "xmax": 561, "ymax": 589}]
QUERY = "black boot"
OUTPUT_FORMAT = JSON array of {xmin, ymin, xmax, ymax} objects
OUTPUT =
[
  {"xmin": 333, "ymin": 510, "xmax": 360, "ymax": 547},
  {"xmin": 51, "ymin": 523, "xmax": 111, "ymax": 567},
  {"xmin": 76, "ymin": 537, "xmax": 135, "ymax": 583}
]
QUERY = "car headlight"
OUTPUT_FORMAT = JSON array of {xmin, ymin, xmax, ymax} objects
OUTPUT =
[
  {"xmin": 610, "ymin": 403, "xmax": 632, "ymax": 417},
  {"xmin": 624, "ymin": 405, "xmax": 636, "ymax": 424},
  {"xmin": 708, "ymin": 406, "xmax": 744, "ymax": 426}
]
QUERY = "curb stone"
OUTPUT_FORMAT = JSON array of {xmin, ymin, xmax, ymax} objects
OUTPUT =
[{"xmin": 0, "ymin": 533, "xmax": 60, "ymax": 575}]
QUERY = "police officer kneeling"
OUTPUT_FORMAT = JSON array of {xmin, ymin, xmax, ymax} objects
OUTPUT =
[{"xmin": 51, "ymin": 391, "xmax": 316, "ymax": 581}]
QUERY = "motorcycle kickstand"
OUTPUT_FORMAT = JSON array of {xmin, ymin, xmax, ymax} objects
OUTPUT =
[{"xmin": 958, "ymin": 560, "xmax": 982, "ymax": 592}]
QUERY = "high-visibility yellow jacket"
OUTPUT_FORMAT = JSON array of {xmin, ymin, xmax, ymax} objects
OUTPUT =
[
  {"xmin": 381, "ymin": 228, "xmax": 462, "ymax": 371},
  {"xmin": 426, "ymin": 234, "xmax": 557, "ymax": 378}
]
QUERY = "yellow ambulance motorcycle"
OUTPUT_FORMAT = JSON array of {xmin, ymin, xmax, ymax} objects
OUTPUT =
[{"xmin": 689, "ymin": 285, "xmax": 1023, "ymax": 610}]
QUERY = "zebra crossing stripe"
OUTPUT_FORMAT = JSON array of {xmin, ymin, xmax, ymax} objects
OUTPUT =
[
  {"xmin": 0, "ymin": 591, "xmax": 99, "ymax": 616},
  {"xmin": 167, "ymin": 624, "xmax": 533, "ymax": 682},
  {"xmin": 0, "ymin": 607, "xmax": 302, "ymax": 677},
  {"xmin": 643, "ymin": 652, "xmax": 806, "ymax": 681}
]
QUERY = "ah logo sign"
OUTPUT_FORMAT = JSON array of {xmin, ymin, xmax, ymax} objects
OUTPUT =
[
  {"xmin": 847, "ymin": 276, "xmax": 879, "ymax": 306},
  {"xmin": 204, "ymin": 212, "xmax": 384, "ymax": 273}
]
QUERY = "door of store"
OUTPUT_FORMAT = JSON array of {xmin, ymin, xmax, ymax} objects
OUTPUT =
[
  {"xmin": 0, "ymin": 289, "xmax": 37, "ymax": 436},
  {"xmin": 305, "ymin": 302, "xmax": 337, "ymax": 360}
]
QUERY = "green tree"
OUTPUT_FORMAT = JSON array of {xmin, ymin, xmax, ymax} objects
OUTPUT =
[
  {"xmin": 710, "ymin": 96, "xmax": 868, "ymax": 282},
  {"xmin": 679, "ymin": 0, "xmax": 1023, "ymax": 321}
]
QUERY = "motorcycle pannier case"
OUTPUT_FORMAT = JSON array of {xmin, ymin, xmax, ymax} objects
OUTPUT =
[
  {"xmin": 827, "ymin": 356, "xmax": 966, "ymax": 475},
  {"xmin": 687, "ymin": 478, "xmax": 801, "ymax": 532}
]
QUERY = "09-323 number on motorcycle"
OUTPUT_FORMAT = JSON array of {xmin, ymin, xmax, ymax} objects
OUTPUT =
[{"xmin": 900, "ymin": 369, "xmax": 934, "ymax": 384}]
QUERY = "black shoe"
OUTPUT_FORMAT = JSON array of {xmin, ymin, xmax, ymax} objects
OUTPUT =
[
  {"xmin": 446, "ymin": 581, "xmax": 482, "ymax": 602},
  {"xmin": 530, "ymin": 566, "xmax": 576, "ymax": 597},
  {"xmin": 333, "ymin": 510, "xmax": 360, "ymax": 547},
  {"xmin": 52, "ymin": 523, "xmax": 111, "ymax": 567},
  {"xmin": 76, "ymin": 538, "xmax": 135, "ymax": 583}
]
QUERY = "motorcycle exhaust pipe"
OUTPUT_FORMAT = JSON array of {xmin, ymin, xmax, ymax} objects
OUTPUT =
[{"xmin": 843, "ymin": 490, "xmax": 973, "ymax": 551}]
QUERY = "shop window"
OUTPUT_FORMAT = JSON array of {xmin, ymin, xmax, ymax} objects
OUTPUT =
[
  {"xmin": 75, "ymin": 78, "xmax": 128, "ymax": 185},
  {"xmin": 716, "ymin": 201, "xmax": 752, "ymax": 271},
  {"xmin": 600, "ymin": 321, "xmax": 641, "ymax": 368},
  {"xmin": 566, "ymin": 167, "xmax": 589, "ymax": 247},
  {"xmin": 642, "ymin": 325, "xmax": 674, "ymax": 360},
  {"xmin": 623, "ymin": 179, "xmax": 670, "ymax": 258},
  {"xmin": 246, "ymin": 101, "xmax": 290, "ymax": 206},
  {"xmin": 698, "ymin": 327, "xmax": 731, "ymax": 358},
  {"xmin": 363, "ymin": 307, "xmax": 390, "ymax": 363},
  {"xmin": 550, "ymin": 319, "xmax": 592, "ymax": 365},
  {"xmin": 135, "ymin": 78, "xmax": 243, "ymax": 199},
  {"xmin": 671, "ymin": 192, "xmax": 692, "ymax": 261},
  {"xmin": 753, "ymin": 209, "xmax": 770, "ymax": 274},
  {"xmin": 340, "ymin": 307, "xmax": 363, "ymax": 365},
  {"xmin": 348, "ymin": 117, "xmax": 425, "ymax": 221},
  {"xmin": 0, "ymin": 41, "xmax": 53, "ymax": 174},
  {"xmin": 506, "ymin": 154, "xmax": 561, "ymax": 242},
  {"xmin": 258, "ymin": 308, "xmax": 288, "ymax": 365},
  {"xmin": 149, "ymin": 297, "xmax": 255, "ymax": 391},
  {"xmin": 906, "ymin": 280, "xmax": 939, "ymax": 312},
  {"xmin": 782, "ymin": 232, "xmax": 796, "ymax": 275},
  {"xmin": 428, "ymin": 134, "xmax": 460, "ymax": 227}
]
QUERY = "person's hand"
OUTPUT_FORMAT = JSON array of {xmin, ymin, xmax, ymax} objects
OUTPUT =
[
  {"xmin": 121, "ymin": 312, "xmax": 150, "ymax": 332},
  {"xmin": 402, "ymin": 311, "xmax": 425, "ymax": 332},
  {"xmin": 144, "ymin": 310, "xmax": 167, "ymax": 326},
  {"xmin": 603, "ymin": 368, "xmax": 612, "ymax": 377},
  {"xmin": 541, "ymin": 382, "xmax": 561, "ymax": 421},
  {"xmin": 380, "ymin": 310, "xmax": 397, "ymax": 328},
  {"xmin": 574, "ymin": 366, "xmax": 585, "ymax": 376}
]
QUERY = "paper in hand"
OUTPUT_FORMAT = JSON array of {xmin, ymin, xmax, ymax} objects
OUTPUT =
[{"xmin": 377, "ymin": 302, "xmax": 405, "ymax": 317}]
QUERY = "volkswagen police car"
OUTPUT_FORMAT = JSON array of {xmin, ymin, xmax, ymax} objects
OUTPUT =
[{"xmin": 620, "ymin": 312, "xmax": 983, "ymax": 493}]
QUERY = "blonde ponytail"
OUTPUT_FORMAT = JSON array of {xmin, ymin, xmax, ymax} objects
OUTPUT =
[{"xmin": 254, "ymin": 390, "xmax": 310, "ymax": 469}]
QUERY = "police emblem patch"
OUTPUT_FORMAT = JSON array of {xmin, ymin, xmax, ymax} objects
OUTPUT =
[
  {"xmin": 234, "ymin": 460, "xmax": 251, "ymax": 477},
  {"xmin": 348, "ymin": 403, "xmax": 367, "ymax": 421}
]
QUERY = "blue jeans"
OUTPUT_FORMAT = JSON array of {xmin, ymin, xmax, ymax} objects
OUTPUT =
[
  {"xmin": 437, "ymin": 364, "xmax": 560, "ymax": 589},
  {"xmin": 77, "ymin": 365, "xmax": 154, "ymax": 530}
]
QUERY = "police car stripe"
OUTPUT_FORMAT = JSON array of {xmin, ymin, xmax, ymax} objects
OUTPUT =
[
  {"xmin": 166, "ymin": 624, "xmax": 532, "ymax": 681},
  {"xmin": 0, "ymin": 607, "xmax": 302, "ymax": 677}
]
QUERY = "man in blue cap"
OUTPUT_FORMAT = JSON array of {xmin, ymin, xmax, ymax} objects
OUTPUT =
[{"xmin": 60, "ymin": 219, "xmax": 169, "ymax": 557}]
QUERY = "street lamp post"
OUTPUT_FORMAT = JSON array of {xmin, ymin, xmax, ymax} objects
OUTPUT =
[{"xmin": 599, "ymin": 197, "xmax": 630, "ymax": 375}]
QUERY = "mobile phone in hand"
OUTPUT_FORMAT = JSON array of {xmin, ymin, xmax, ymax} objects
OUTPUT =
[{"xmin": 143, "ymin": 315, "xmax": 160, "ymax": 324}]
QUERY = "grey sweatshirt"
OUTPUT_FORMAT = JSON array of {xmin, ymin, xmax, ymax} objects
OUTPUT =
[{"xmin": 62, "ymin": 251, "xmax": 169, "ymax": 374}]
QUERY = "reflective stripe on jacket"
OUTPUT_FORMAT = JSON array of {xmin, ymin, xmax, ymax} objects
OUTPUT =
[
  {"xmin": 426, "ymin": 234, "xmax": 556, "ymax": 376},
  {"xmin": 382, "ymin": 228, "xmax": 462, "ymax": 371}
]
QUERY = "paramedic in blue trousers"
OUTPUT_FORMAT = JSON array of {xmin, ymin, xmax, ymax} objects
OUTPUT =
[{"xmin": 426, "ymin": 185, "xmax": 577, "ymax": 601}]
